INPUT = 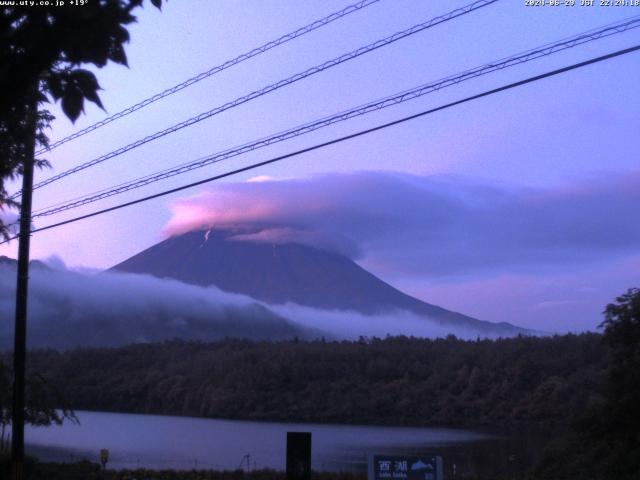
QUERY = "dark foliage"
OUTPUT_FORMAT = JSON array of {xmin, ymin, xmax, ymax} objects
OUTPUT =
[
  {"xmin": 600, "ymin": 287, "xmax": 640, "ymax": 443},
  {"xmin": 2, "ymin": 319, "xmax": 638, "ymax": 479},
  {"xmin": 0, "ymin": 358, "xmax": 77, "ymax": 454},
  {"xmin": 21, "ymin": 334, "xmax": 605, "ymax": 429},
  {"xmin": 535, "ymin": 288, "xmax": 640, "ymax": 480},
  {"xmin": 0, "ymin": 0, "xmax": 164, "ymax": 239},
  {"xmin": 0, "ymin": 459, "xmax": 365, "ymax": 480}
]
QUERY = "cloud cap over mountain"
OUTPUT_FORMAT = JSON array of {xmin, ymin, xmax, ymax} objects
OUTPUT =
[{"xmin": 164, "ymin": 170, "xmax": 640, "ymax": 279}]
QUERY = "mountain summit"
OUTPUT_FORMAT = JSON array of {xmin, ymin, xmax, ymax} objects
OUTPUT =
[{"xmin": 111, "ymin": 229, "xmax": 530, "ymax": 336}]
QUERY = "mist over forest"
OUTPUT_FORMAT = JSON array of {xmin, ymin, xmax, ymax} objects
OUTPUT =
[
  {"xmin": 0, "ymin": 259, "xmax": 531, "ymax": 350},
  {"xmin": 0, "ymin": 261, "xmax": 306, "ymax": 349}
]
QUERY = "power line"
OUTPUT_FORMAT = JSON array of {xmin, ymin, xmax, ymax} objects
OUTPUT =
[
  {"xmin": 32, "ymin": 15, "xmax": 640, "ymax": 215},
  {"xmin": 16, "ymin": 0, "xmax": 498, "ymax": 198},
  {"xmin": 34, "ymin": 0, "xmax": 382, "ymax": 156},
  {"xmin": 30, "ymin": 16, "xmax": 640, "ymax": 218},
  {"xmin": 1, "ymin": 43, "xmax": 635, "ymax": 245},
  {"xmin": 31, "ymin": 151, "xmax": 220, "ymax": 214}
]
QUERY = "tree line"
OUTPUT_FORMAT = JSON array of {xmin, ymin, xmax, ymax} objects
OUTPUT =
[
  {"xmin": 16, "ymin": 333, "xmax": 605, "ymax": 428},
  {"xmin": 2, "ymin": 288, "xmax": 639, "ymax": 479}
]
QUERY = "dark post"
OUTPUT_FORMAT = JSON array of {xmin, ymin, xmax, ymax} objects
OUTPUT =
[
  {"xmin": 100, "ymin": 449, "xmax": 110, "ymax": 470},
  {"xmin": 11, "ymin": 98, "xmax": 37, "ymax": 480},
  {"xmin": 286, "ymin": 432, "xmax": 312, "ymax": 480}
]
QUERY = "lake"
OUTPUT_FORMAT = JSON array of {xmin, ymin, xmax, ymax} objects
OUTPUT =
[{"xmin": 24, "ymin": 410, "xmax": 542, "ymax": 477}]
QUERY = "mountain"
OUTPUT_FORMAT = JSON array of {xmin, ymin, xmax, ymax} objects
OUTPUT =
[{"xmin": 111, "ymin": 229, "xmax": 530, "ymax": 336}]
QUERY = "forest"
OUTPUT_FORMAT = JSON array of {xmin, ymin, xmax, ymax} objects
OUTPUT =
[
  {"xmin": 19, "ymin": 333, "xmax": 604, "ymax": 428},
  {"xmin": 1, "ymin": 288, "xmax": 638, "ymax": 479}
]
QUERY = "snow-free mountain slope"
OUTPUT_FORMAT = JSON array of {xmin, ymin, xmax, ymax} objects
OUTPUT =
[{"xmin": 112, "ymin": 229, "xmax": 530, "ymax": 336}]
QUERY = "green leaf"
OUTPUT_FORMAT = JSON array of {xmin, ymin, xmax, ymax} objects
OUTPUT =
[
  {"xmin": 61, "ymin": 87, "xmax": 84, "ymax": 123},
  {"xmin": 83, "ymin": 88, "xmax": 104, "ymax": 111},
  {"xmin": 109, "ymin": 43, "xmax": 128, "ymax": 66},
  {"xmin": 45, "ymin": 73, "xmax": 64, "ymax": 100},
  {"xmin": 71, "ymin": 69, "xmax": 104, "ymax": 110}
]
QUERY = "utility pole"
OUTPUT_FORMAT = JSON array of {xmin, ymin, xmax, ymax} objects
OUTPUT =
[{"xmin": 11, "ymin": 95, "xmax": 37, "ymax": 480}]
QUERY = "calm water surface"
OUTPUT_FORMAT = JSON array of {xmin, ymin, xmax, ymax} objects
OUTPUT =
[{"xmin": 24, "ymin": 410, "xmax": 541, "ymax": 476}]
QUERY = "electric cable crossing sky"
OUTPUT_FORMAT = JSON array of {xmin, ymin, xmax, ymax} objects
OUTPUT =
[
  {"xmin": 2, "ymin": 43, "xmax": 636, "ymax": 246},
  {"xmin": 13, "ymin": 0, "xmax": 498, "ymax": 198},
  {"xmin": 1, "ymin": 1, "xmax": 637, "ymax": 332},
  {"xmin": 34, "ymin": 0, "xmax": 382, "ymax": 155},
  {"xmin": 29, "ymin": 16, "xmax": 640, "ymax": 219}
]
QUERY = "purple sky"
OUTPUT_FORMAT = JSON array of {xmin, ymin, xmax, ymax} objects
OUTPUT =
[{"xmin": 1, "ymin": 0, "xmax": 639, "ymax": 332}]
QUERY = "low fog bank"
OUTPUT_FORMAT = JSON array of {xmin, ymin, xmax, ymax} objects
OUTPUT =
[
  {"xmin": 266, "ymin": 302, "xmax": 534, "ymax": 341},
  {"xmin": 0, "ymin": 263, "xmax": 309, "ymax": 350},
  {"xmin": 0, "ymin": 261, "xmax": 532, "ymax": 351}
]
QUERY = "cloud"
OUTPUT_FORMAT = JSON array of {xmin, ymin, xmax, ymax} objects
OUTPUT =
[
  {"xmin": 0, "ymin": 209, "xmax": 19, "ymax": 236},
  {"xmin": 42, "ymin": 254, "xmax": 68, "ymax": 271},
  {"xmin": 268, "ymin": 303, "xmax": 528, "ymax": 341},
  {"xmin": 228, "ymin": 226, "xmax": 361, "ymax": 259},
  {"xmin": 0, "ymin": 263, "xmax": 308, "ymax": 350},
  {"xmin": 164, "ymin": 170, "xmax": 640, "ymax": 278},
  {"xmin": 401, "ymin": 254, "xmax": 640, "ymax": 333},
  {"xmin": 0, "ymin": 262, "xmax": 528, "ymax": 350}
]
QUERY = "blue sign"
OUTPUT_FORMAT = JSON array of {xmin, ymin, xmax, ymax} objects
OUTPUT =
[{"xmin": 368, "ymin": 455, "xmax": 443, "ymax": 480}]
